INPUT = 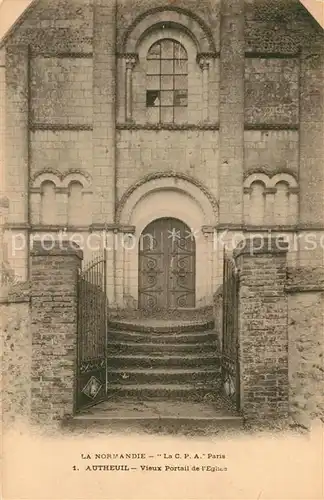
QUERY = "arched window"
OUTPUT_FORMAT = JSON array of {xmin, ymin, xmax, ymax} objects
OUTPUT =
[{"xmin": 146, "ymin": 39, "xmax": 188, "ymax": 123}]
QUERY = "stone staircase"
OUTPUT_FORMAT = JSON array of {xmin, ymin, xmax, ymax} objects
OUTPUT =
[
  {"xmin": 68, "ymin": 317, "xmax": 243, "ymax": 434},
  {"xmin": 106, "ymin": 319, "xmax": 223, "ymax": 402}
]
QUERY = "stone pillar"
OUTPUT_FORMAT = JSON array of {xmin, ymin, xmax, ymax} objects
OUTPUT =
[
  {"xmin": 219, "ymin": 0, "xmax": 245, "ymax": 224},
  {"xmin": 30, "ymin": 241, "xmax": 82, "ymax": 424},
  {"xmin": 55, "ymin": 188, "xmax": 68, "ymax": 226},
  {"xmin": 125, "ymin": 55, "xmax": 137, "ymax": 122},
  {"xmin": 264, "ymin": 188, "xmax": 276, "ymax": 225},
  {"xmin": 5, "ymin": 45, "xmax": 30, "ymax": 280},
  {"xmin": 234, "ymin": 236, "xmax": 289, "ymax": 421},
  {"xmin": 198, "ymin": 56, "xmax": 210, "ymax": 121},
  {"xmin": 92, "ymin": 0, "xmax": 116, "ymax": 223}
]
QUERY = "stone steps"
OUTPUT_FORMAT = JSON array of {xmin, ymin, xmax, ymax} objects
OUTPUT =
[
  {"xmin": 107, "ymin": 368, "xmax": 221, "ymax": 385},
  {"xmin": 108, "ymin": 329, "xmax": 218, "ymax": 344},
  {"xmin": 108, "ymin": 341, "xmax": 218, "ymax": 355},
  {"xmin": 105, "ymin": 319, "xmax": 222, "ymax": 402},
  {"xmin": 106, "ymin": 383, "xmax": 221, "ymax": 401},
  {"xmin": 109, "ymin": 319, "xmax": 214, "ymax": 333},
  {"xmin": 106, "ymin": 354, "xmax": 220, "ymax": 369},
  {"xmin": 70, "ymin": 318, "xmax": 240, "ymax": 433}
]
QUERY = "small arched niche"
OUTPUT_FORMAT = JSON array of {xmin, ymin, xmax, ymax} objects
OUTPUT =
[
  {"xmin": 67, "ymin": 181, "xmax": 83, "ymax": 226},
  {"xmin": 40, "ymin": 181, "xmax": 56, "ymax": 225},
  {"xmin": 249, "ymin": 181, "xmax": 266, "ymax": 225}
]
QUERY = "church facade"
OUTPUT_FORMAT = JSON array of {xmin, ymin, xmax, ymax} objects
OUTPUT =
[{"xmin": 1, "ymin": 0, "xmax": 324, "ymax": 311}]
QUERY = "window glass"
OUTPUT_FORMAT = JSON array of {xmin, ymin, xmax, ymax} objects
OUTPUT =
[{"xmin": 146, "ymin": 39, "xmax": 188, "ymax": 123}]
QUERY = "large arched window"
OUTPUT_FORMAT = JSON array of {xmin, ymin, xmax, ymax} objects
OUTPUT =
[{"xmin": 146, "ymin": 39, "xmax": 188, "ymax": 123}]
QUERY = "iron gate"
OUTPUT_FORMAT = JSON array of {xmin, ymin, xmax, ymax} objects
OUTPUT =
[
  {"xmin": 75, "ymin": 250, "xmax": 108, "ymax": 412},
  {"xmin": 221, "ymin": 248, "xmax": 240, "ymax": 410}
]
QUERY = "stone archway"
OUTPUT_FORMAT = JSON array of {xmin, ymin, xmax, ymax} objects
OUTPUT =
[{"xmin": 116, "ymin": 174, "xmax": 219, "ymax": 309}]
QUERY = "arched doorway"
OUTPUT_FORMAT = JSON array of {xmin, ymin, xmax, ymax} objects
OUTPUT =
[{"xmin": 138, "ymin": 218, "xmax": 196, "ymax": 310}]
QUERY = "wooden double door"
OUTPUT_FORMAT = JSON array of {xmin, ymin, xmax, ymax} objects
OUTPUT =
[{"xmin": 138, "ymin": 218, "xmax": 196, "ymax": 310}]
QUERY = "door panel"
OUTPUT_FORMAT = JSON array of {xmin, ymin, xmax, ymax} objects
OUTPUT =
[{"xmin": 138, "ymin": 218, "xmax": 196, "ymax": 310}]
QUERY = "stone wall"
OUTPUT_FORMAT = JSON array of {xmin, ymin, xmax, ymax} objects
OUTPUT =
[
  {"xmin": 245, "ymin": 58, "xmax": 299, "ymax": 126},
  {"xmin": 286, "ymin": 267, "xmax": 324, "ymax": 427},
  {"xmin": 116, "ymin": 130, "xmax": 219, "ymax": 201},
  {"xmin": 1, "ymin": 287, "xmax": 31, "ymax": 427},
  {"xmin": 30, "ymin": 57, "xmax": 93, "ymax": 126}
]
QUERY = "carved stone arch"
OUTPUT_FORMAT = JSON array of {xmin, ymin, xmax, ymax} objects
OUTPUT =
[
  {"xmin": 269, "ymin": 173, "xmax": 298, "ymax": 189},
  {"xmin": 123, "ymin": 7, "xmax": 216, "ymax": 54},
  {"xmin": 117, "ymin": 172, "xmax": 218, "ymax": 225},
  {"xmin": 62, "ymin": 170, "xmax": 92, "ymax": 191},
  {"xmin": 32, "ymin": 169, "xmax": 62, "ymax": 189},
  {"xmin": 243, "ymin": 173, "xmax": 270, "ymax": 189}
]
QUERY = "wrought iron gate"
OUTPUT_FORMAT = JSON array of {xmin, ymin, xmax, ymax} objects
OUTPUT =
[
  {"xmin": 75, "ymin": 250, "xmax": 108, "ymax": 412},
  {"xmin": 221, "ymin": 248, "xmax": 240, "ymax": 410}
]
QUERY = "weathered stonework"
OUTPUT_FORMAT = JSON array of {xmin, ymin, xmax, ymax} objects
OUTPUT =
[
  {"xmin": 286, "ymin": 268, "xmax": 324, "ymax": 427},
  {"xmin": 1, "ymin": 291, "xmax": 31, "ymax": 427},
  {"xmin": 1, "ymin": 0, "xmax": 323, "ymax": 311}
]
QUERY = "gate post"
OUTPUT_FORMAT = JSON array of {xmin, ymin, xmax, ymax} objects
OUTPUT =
[
  {"xmin": 30, "ymin": 240, "xmax": 83, "ymax": 424},
  {"xmin": 234, "ymin": 236, "xmax": 289, "ymax": 422}
]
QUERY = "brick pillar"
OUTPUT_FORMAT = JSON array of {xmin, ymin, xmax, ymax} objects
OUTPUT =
[
  {"xmin": 92, "ymin": 0, "xmax": 116, "ymax": 223},
  {"xmin": 219, "ymin": 0, "xmax": 245, "ymax": 224},
  {"xmin": 30, "ymin": 241, "xmax": 83, "ymax": 424},
  {"xmin": 234, "ymin": 237, "xmax": 289, "ymax": 421}
]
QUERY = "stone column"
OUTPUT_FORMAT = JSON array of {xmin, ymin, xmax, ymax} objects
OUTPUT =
[
  {"xmin": 125, "ymin": 55, "xmax": 137, "ymax": 122},
  {"xmin": 264, "ymin": 188, "xmax": 276, "ymax": 225},
  {"xmin": 55, "ymin": 187, "xmax": 68, "ymax": 226},
  {"xmin": 234, "ymin": 236, "xmax": 289, "ymax": 421},
  {"xmin": 92, "ymin": 0, "xmax": 116, "ymax": 224},
  {"xmin": 219, "ymin": 0, "xmax": 245, "ymax": 225},
  {"xmin": 198, "ymin": 55, "xmax": 210, "ymax": 122},
  {"xmin": 243, "ymin": 188, "xmax": 251, "ymax": 224},
  {"xmin": 30, "ymin": 241, "xmax": 82, "ymax": 424}
]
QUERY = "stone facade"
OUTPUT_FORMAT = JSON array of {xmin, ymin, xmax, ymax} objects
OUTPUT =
[
  {"xmin": 0, "ymin": 291, "xmax": 31, "ymax": 427},
  {"xmin": 1, "ymin": 0, "xmax": 323, "ymax": 308},
  {"xmin": 286, "ymin": 268, "xmax": 324, "ymax": 427}
]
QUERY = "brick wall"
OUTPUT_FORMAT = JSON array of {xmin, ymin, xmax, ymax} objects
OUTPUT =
[
  {"xmin": 30, "ymin": 241, "xmax": 82, "ymax": 424},
  {"xmin": 234, "ymin": 237, "xmax": 289, "ymax": 421},
  {"xmin": 1, "ymin": 287, "xmax": 31, "ymax": 428}
]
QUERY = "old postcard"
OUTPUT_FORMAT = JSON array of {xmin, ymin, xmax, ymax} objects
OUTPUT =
[{"xmin": 0, "ymin": 0, "xmax": 323, "ymax": 499}]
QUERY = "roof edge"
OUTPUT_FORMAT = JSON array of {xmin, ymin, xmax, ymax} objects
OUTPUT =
[{"xmin": 0, "ymin": 0, "xmax": 40, "ymax": 49}]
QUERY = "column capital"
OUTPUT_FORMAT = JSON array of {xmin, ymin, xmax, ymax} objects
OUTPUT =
[
  {"xmin": 197, "ymin": 53, "xmax": 214, "ymax": 69},
  {"xmin": 125, "ymin": 53, "xmax": 138, "ymax": 70}
]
